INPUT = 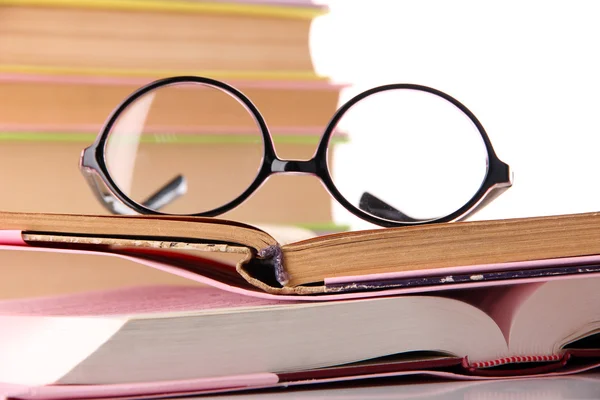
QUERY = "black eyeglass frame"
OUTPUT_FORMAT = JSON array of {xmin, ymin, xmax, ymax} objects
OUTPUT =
[{"xmin": 80, "ymin": 75, "xmax": 512, "ymax": 227}]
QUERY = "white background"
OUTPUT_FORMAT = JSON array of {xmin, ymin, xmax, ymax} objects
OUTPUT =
[{"xmin": 310, "ymin": 0, "xmax": 600, "ymax": 230}]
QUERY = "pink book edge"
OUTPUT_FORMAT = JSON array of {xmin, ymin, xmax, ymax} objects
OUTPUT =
[
  {"xmin": 2, "ymin": 232, "xmax": 600, "ymax": 302},
  {"xmin": 0, "ymin": 373, "xmax": 278, "ymax": 400},
  {"xmin": 0, "ymin": 124, "xmax": 338, "ymax": 137},
  {"xmin": 326, "ymin": 254, "xmax": 600, "ymax": 284},
  {"xmin": 0, "ymin": 231, "xmax": 26, "ymax": 246},
  {"xmin": 0, "ymin": 73, "xmax": 349, "ymax": 90}
]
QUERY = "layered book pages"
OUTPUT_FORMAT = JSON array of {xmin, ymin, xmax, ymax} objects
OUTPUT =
[{"xmin": 3, "ymin": 211, "xmax": 600, "ymax": 398}]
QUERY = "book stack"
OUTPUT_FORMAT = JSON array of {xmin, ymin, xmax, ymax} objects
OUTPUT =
[
  {"xmin": 0, "ymin": 0, "xmax": 344, "ymax": 231},
  {"xmin": 2, "ymin": 210, "xmax": 600, "ymax": 398},
  {"xmin": 0, "ymin": 0, "xmax": 348, "ymax": 298}
]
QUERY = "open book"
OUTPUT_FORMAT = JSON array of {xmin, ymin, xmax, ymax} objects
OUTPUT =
[
  {"xmin": 4, "ymin": 211, "xmax": 600, "ymax": 398},
  {"xmin": 1, "ymin": 276, "xmax": 600, "ymax": 399},
  {"xmin": 3, "ymin": 211, "xmax": 600, "ymax": 294}
]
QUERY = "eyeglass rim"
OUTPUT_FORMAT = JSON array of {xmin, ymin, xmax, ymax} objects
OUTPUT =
[
  {"xmin": 80, "ymin": 76, "xmax": 512, "ymax": 227},
  {"xmin": 314, "ymin": 83, "xmax": 512, "ymax": 226},
  {"xmin": 82, "ymin": 75, "xmax": 275, "ymax": 217}
]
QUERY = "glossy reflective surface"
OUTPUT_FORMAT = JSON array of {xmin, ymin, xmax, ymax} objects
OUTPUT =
[{"xmin": 198, "ymin": 373, "xmax": 600, "ymax": 399}]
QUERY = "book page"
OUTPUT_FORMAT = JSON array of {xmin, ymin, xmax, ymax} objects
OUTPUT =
[
  {"xmin": 446, "ymin": 283, "xmax": 544, "ymax": 343},
  {"xmin": 509, "ymin": 275, "xmax": 600, "ymax": 357}
]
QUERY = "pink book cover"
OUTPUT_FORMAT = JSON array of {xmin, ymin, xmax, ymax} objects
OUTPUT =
[
  {"xmin": 3, "ymin": 230, "xmax": 600, "ymax": 302},
  {"xmin": 2, "ymin": 231, "xmax": 600, "ymax": 398}
]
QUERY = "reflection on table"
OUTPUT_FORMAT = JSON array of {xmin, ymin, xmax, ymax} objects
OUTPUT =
[{"xmin": 198, "ymin": 372, "xmax": 600, "ymax": 399}]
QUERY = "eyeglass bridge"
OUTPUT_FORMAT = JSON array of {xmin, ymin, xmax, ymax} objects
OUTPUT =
[{"xmin": 270, "ymin": 158, "xmax": 318, "ymax": 175}]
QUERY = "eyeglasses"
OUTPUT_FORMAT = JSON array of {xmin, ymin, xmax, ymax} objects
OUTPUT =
[{"xmin": 80, "ymin": 76, "xmax": 512, "ymax": 227}]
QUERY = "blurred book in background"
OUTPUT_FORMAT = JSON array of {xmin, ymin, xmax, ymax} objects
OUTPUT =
[
  {"xmin": 0, "ymin": 0, "xmax": 345, "ymax": 298},
  {"xmin": 0, "ymin": 0, "xmax": 345, "ymax": 231}
]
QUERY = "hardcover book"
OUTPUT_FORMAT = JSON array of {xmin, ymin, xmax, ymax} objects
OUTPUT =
[
  {"xmin": 0, "ymin": 0, "xmax": 325, "ymax": 76},
  {"xmin": 3, "ymin": 211, "xmax": 600, "ymax": 293}
]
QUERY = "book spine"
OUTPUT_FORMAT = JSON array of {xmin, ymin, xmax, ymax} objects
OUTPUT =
[{"xmin": 258, "ymin": 244, "xmax": 288, "ymax": 285}]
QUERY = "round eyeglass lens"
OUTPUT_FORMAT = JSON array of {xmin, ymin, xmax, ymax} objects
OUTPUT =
[
  {"xmin": 104, "ymin": 81, "xmax": 264, "ymax": 214},
  {"xmin": 328, "ymin": 87, "xmax": 489, "ymax": 223}
]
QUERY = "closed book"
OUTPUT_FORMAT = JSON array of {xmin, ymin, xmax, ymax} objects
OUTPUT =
[
  {"xmin": 0, "ymin": 0, "xmax": 324, "ymax": 77},
  {"xmin": 4, "ymin": 211, "xmax": 600, "ymax": 292}
]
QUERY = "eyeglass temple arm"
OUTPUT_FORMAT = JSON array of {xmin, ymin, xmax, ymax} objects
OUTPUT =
[
  {"xmin": 103, "ymin": 175, "xmax": 187, "ymax": 214},
  {"xmin": 359, "ymin": 192, "xmax": 426, "ymax": 223},
  {"xmin": 360, "ymin": 181, "xmax": 512, "ymax": 223},
  {"xmin": 141, "ymin": 175, "xmax": 187, "ymax": 211},
  {"xmin": 82, "ymin": 168, "xmax": 187, "ymax": 215},
  {"xmin": 81, "ymin": 168, "xmax": 136, "ymax": 215}
]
